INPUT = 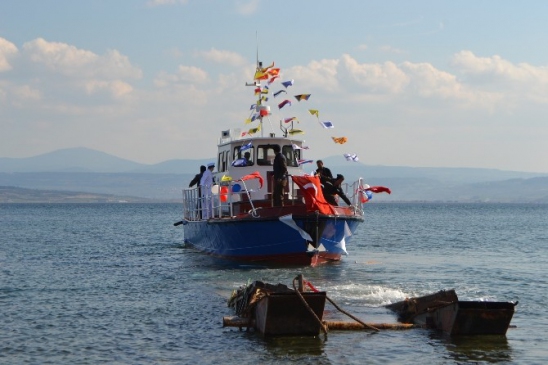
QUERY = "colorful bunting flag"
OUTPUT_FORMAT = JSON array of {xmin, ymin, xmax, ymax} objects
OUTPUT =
[
  {"xmin": 332, "ymin": 137, "xmax": 348, "ymax": 144},
  {"xmin": 269, "ymin": 76, "xmax": 279, "ymax": 84},
  {"xmin": 232, "ymin": 158, "xmax": 247, "ymax": 167},
  {"xmin": 292, "ymin": 144, "xmax": 310, "ymax": 150},
  {"xmin": 273, "ymin": 90, "xmax": 286, "ymax": 98},
  {"xmin": 281, "ymin": 79, "xmax": 294, "ymax": 88},
  {"xmin": 259, "ymin": 62, "xmax": 274, "ymax": 73},
  {"xmin": 320, "ymin": 121, "xmax": 334, "ymax": 129},
  {"xmin": 294, "ymin": 94, "xmax": 311, "ymax": 101},
  {"xmin": 248, "ymin": 125, "xmax": 260, "ymax": 135},
  {"xmin": 308, "ymin": 109, "xmax": 319, "ymax": 117},
  {"xmin": 267, "ymin": 68, "xmax": 280, "ymax": 76},
  {"xmin": 244, "ymin": 118, "xmax": 252, "ymax": 124},
  {"xmin": 253, "ymin": 70, "xmax": 267, "ymax": 80},
  {"xmin": 298, "ymin": 159, "xmax": 314, "ymax": 165},
  {"xmin": 278, "ymin": 99, "xmax": 291, "ymax": 109},
  {"xmin": 288, "ymin": 129, "xmax": 304, "ymax": 135},
  {"xmin": 344, "ymin": 153, "xmax": 359, "ymax": 162},
  {"xmin": 240, "ymin": 142, "xmax": 252, "ymax": 151},
  {"xmin": 284, "ymin": 117, "xmax": 298, "ymax": 124}
]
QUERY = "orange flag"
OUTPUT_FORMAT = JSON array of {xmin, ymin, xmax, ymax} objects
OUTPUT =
[{"xmin": 240, "ymin": 171, "xmax": 264, "ymax": 189}]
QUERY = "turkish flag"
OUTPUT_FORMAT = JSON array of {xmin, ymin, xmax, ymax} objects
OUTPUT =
[{"xmin": 291, "ymin": 175, "xmax": 335, "ymax": 215}]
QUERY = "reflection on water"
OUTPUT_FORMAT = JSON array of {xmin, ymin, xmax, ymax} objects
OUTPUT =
[
  {"xmin": 429, "ymin": 332, "xmax": 513, "ymax": 363},
  {"xmin": 263, "ymin": 336, "xmax": 330, "ymax": 364}
]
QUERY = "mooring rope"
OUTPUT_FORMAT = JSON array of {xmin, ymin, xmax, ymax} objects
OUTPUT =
[
  {"xmin": 292, "ymin": 277, "xmax": 328, "ymax": 335},
  {"xmin": 325, "ymin": 295, "xmax": 380, "ymax": 332},
  {"xmin": 303, "ymin": 278, "xmax": 379, "ymax": 332}
]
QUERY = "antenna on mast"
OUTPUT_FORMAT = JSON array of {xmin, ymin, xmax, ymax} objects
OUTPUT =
[
  {"xmin": 245, "ymin": 31, "xmax": 260, "ymax": 87},
  {"xmin": 256, "ymin": 31, "xmax": 260, "ymax": 69}
]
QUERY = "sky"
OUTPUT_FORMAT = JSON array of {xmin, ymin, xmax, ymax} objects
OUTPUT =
[{"xmin": 1, "ymin": 1, "xmax": 548, "ymax": 173}]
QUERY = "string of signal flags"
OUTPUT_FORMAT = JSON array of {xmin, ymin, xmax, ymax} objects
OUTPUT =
[{"xmin": 242, "ymin": 61, "xmax": 359, "ymax": 163}]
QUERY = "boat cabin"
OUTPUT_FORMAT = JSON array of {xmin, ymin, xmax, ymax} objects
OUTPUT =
[{"xmin": 214, "ymin": 128, "xmax": 306, "ymax": 202}]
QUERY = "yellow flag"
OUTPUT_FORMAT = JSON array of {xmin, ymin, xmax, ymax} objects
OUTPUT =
[
  {"xmin": 248, "ymin": 125, "xmax": 261, "ymax": 135},
  {"xmin": 288, "ymin": 129, "xmax": 305, "ymax": 135},
  {"xmin": 308, "ymin": 109, "xmax": 319, "ymax": 117}
]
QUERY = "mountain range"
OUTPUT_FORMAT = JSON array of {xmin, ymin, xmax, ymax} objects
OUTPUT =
[{"xmin": 1, "ymin": 147, "xmax": 547, "ymax": 203}]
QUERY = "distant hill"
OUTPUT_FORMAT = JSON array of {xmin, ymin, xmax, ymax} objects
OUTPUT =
[
  {"xmin": 0, "ymin": 147, "xmax": 211, "ymax": 174},
  {"xmin": 1, "ymin": 148, "xmax": 547, "ymax": 202},
  {"xmin": 0, "ymin": 186, "xmax": 154, "ymax": 203}
]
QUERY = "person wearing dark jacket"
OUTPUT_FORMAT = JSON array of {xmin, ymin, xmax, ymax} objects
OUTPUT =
[
  {"xmin": 189, "ymin": 165, "xmax": 206, "ymax": 188},
  {"xmin": 315, "ymin": 160, "xmax": 333, "ymax": 185},
  {"xmin": 272, "ymin": 145, "xmax": 288, "ymax": 207},
  {"xmin": 322, "ymin": 174, "xmax": 352, "ymax": 206},
  {"xmin": 189, "ymin": 165, "xmax": 206, "ymax": 218}
]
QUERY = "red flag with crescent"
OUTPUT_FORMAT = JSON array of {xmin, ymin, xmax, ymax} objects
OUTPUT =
[{"xmin": 291, "ymin": 175, "xmax": 335, "ymax": 215}]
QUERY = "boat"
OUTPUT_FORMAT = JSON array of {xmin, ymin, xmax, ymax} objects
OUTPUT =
[
  {"xmin": 226, "ymin": 277, "xmax": 327, "ymax": 336},
  {"xmin": 223, "ymin": 275, "xmax": 417, "ymax": 336},
  {"xmin": 176, "ymin": 55, "xmax": 386, "ymax": 266},
  {"xmin": 386, "ymin": 289, "xmax": 517, "ymax": 336}
]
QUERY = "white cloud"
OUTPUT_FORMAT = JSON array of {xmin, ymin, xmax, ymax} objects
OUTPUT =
[
  {"xmin": 452, "ymin": 50, "xmax": 548, "ymax": 84},
  {"xmin": 84, "ymin": 80, "xmax": 133, "ymax": 99},
  {"xmin": 177, "ymin": 65, "xmax": 208, "ymax": 84},
  {"xmin": 0, "ymin": 37, "xmax": 18, "ymax": 72},
  {"xmin": 452, "ymin": 50, "xmax": 548, "ymax": 104},
  {"xmin": 13, "ymin": 85, "xmax": 42, "ymax": 101},
  {"xmin": 154, "ymin": 65, "xmax": 209, "ymax": 86},
  {"xmin": 340, "ymin": 54, "xmax": 409, "ymax": 94},
  {"xmin": 22, "ymin": 38, "xmax": 142, "ymax": 79},
  {"xmin": 235, "ymin": 0, "xmax": 260, "ymax": 15},
  {"xmin": 287, "ymin": 59, "xmax": 340, "ymax": 92},
  {"xmin": 195, "ymin": 48, "xmax": 246, "ymax": 67}
]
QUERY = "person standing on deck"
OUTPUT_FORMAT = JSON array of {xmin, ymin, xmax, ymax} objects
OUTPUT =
[
  {"xmin": 189, "ymin": 165, "xmax": 206, "ymax": 219},
  {"xmin": 272, "ymin": 145, "xmax": 288, "ymax": 207},
  {"xmin": 315, "ymin": 160, "xmax": 333, "ymax": 185},
  {"xmin": 189, "ymin": 165, "xmax": 206, "ymax": 189},
  {"xmin": 200, "ymin": 162, "xmax": 215, "ymax": 219}
]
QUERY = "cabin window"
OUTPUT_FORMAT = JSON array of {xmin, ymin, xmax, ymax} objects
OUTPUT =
[
  {"xmin": 232, "ymin": 146, "xmax": 254, "ymax": 166},
  {"xmin": 283, "ymin": 145, "xmax": 300, "ymax": 167},
  {"xmin": 256, "ymin": 144, "xmax": 300, "ymax": 167},
  {"xmin": 217, "ymin": 150, "xmax": 229, "ymax": 172},
  {"xmin": 257, "ymin": 145, "xmax": 276, "ymax": 166}
]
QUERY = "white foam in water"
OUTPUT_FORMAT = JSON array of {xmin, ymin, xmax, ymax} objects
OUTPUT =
[{"xmin": 326, "ymin": 283, "xmax": 413, "ymax": 307}]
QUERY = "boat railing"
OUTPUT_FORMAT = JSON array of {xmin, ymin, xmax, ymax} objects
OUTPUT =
[
  {"xmin": 181, "ymin": 182, "xmax": 250, "ymax": 221},
  {"xmin": 181, "ymin": 176, "xmax": 365, "ymax": 221}
]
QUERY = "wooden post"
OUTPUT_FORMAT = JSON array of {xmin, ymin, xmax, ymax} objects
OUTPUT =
[{"xmin": 222, "ymin": 316, "xmax": 419, "ymax": 331}]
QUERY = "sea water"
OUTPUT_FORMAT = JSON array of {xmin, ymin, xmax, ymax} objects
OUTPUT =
[{"xmin": 1, "ymin": 203, "xmax": 547, "ymax": 364}]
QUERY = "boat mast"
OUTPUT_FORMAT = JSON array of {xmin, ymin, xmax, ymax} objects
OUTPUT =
[{"xmin": 256, "ymin": 32, "xmax": 265, "ymax": 138}]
